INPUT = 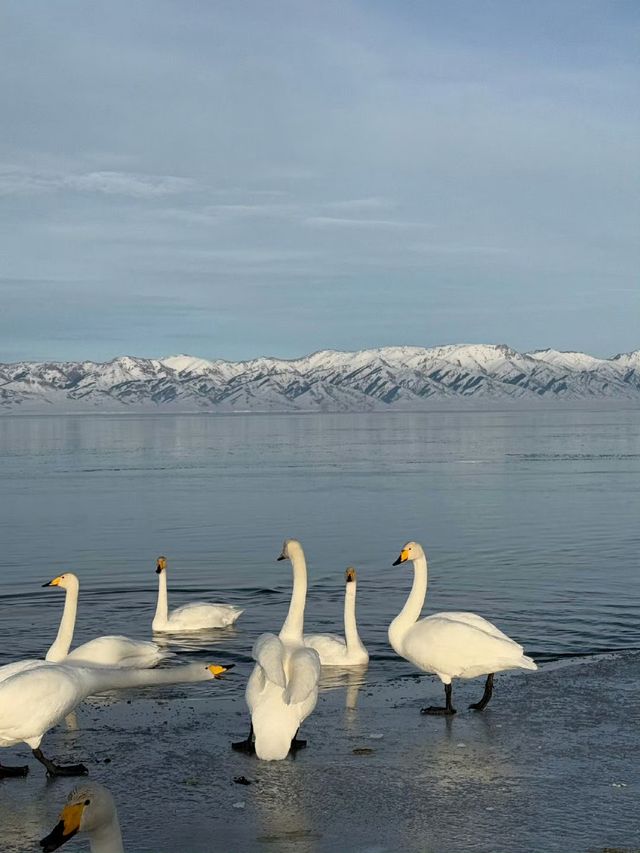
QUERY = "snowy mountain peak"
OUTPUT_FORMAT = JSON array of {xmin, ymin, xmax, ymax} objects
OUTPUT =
[{"xmin": 0, "ymin": 344, "xmax": 638, "ymax": 412}]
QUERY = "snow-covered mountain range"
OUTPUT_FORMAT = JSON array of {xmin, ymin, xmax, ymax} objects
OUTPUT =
[{"xmin": 1, "ymin": 344, "xmax": 639, "ymax": 413}]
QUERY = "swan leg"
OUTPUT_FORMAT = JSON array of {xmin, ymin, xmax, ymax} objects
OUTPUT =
[
  {"xmin": 420, "ymin": 682, "xmax": 457, "ymax": 716},
  {"xmin": 231, "ymin": 723, "xmax": 256, "ymax": 755},
  {"xmin": 289, "ymin": 729, "xmax": 307, "ymax": 754},
  {"xmin": 468, "ymin": 673, "xmax": 494, "ymax": 711},
  {"xmin": 32, "ymin": 748, "xmax": 88, "ymax": 777},
  {"xmin": 0, "ymin": 761, "xmax": 29, "ymax": 778}
]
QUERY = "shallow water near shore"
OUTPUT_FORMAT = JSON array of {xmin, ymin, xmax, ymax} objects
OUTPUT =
[{"xmin": 0, "ymin": 409, "xmax": 639, "ymax": 850}]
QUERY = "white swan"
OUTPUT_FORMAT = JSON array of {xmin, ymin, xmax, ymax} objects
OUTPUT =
[
  {"xmin": 40, "ymin": 781, "xmax": 123, "ymax": 852},
  {"xmin": 0, "ymin": 660, "xmax": 229, "ymax": 778},
  {"xmin": 304, "ymin": 567, "xmax": 369, "ymax": 666},
  {"xmin": 389, "ymin": 542, "xmax": 537, "ymax": 715},
  {"xmin": 42, "ymin": 573, "xmax": 167, "ymax": 668},
  {"xmin": 152, "ymin": 556, "xmax": 243, "ymax": 632},
  {"xmin": 233, "ymin": 539, "xmax": 320, "ymax": 760}
]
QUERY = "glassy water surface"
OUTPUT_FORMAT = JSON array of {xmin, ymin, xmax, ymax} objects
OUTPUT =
[{"xmin": 0, "ymin": 409, "xmax": 638, "ymax": 692}]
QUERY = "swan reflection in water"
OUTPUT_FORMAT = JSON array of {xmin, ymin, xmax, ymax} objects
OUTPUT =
[{"xmin": 318, "ymin": 664, "xmax": 369, "ymax": 712}]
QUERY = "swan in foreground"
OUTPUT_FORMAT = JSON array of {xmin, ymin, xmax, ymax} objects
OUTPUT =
[
  {"xmin": 41, "ymin": 781, "xmax": 123, "ymax": 852},
  {"xmin": 43, "ymin": 573, "xmax": 167, "ymax": 668},
  {"xmin": 389, "ymin": 542, "xmax": 537, "ymax": 715},
  {"xmin": 304, "ymin": 567, "xmax": 369, "ymax": 666},
  {"xmin": 152, "ymin": 556, "xmax": 243, "ymax": 632},
  {"xmin": 233, "ymin": 539, "xmax": 320, "ymax": 760},
  {"xmin": 0, "ymin": 660, "xmax": 230, "ymax": 778}
]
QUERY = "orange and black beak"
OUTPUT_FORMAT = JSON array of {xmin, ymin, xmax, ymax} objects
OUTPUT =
[
  {"xmin": 40, "ymin": 802, "xmax": 84, "ymax": 851},
  {"xmin": 392, "ymin": 548, "xmax": 409, "ymax": 566},
  {"xmin": 40, "ymin": 819, "xmax": 78, "ymax": 851}
]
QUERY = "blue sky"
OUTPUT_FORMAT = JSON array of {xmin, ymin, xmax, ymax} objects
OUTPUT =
[{"xmin": 1, "ymin": 1, "xmax": 638, "ymax": 362}]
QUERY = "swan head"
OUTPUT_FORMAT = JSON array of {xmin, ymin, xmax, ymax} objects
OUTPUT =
[
  {"xmin": 156, "ymin": 555, "xmax": 167, "ymax": 574},
  {"xmin": 42, "ymin": 572, "xmax": 79, "ymax": 591},
  {"xmin": 40, "ymin": 781, "xmax": 117, "ymax": 851},
  {"xmin": 392, "ymin": 541, "xmax": 425, "ymax": 565},
  {"xmin": 345, "ymin": 567, "xmax": 357, "ymax": 583},
  {"xmin": 276, "ymin": 539, "xmax": 303, "ymax": 562}
]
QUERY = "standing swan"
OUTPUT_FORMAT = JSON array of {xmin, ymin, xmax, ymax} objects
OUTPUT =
[
  {"xmin": 40, "ymin": 781, "xmax": 123, "ymax": 852},
  {"xmin": 232, "ymin": 539, "xmax": 320, "ymax": 760},
  {"xmin": 0, "ymin": 660, "xmax": 230, "ymax": 778},
  {"xmin": 152, "ymin": 556, "xmax": 243, "ymax": 632},
  {"xmin": 304, "ymin": 567, "xmax": 369, "ymax": 666},
  {"xmin": 389, "ymin": 542, "xmax": 537, "ymax": 715},
  {"xmin": 43, "ymin": 573, "xmax": 167, "ymax": 668}
]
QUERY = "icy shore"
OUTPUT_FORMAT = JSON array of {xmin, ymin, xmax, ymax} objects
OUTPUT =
[{"xmin": 1, "ymin": 652, "xmax": 638, "ymax": 852}]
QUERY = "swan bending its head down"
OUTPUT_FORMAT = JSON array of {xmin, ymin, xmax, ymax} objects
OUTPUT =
[
  {"xmin": 0, "ymin": 660, "xmax": 230, "ymax": 778},
  {"xmin": 43, "ymin": 573, "xmax": 167, "ymax": 668},
  {"xmin": 152, "ymin": 556, "xmax": 243, "ymax": 632},
  {"xmin": 233, "ymin": 539, "xmax": 320, "ymax": 760},
  {"xmin": 389, "ymin": 541, "xmax": 537, "ymax": 715},
  {"xmin": 304, "ymin": 567, "xmax": 369, "ymax": 666},
  {"xmin": 40, "ymin": 781, "xmax": 123, "ymax": 852}
]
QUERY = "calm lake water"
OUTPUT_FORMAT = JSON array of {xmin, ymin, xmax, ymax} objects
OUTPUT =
[{"xmin": 0, "ymin": 409, "xmax": 638, "ymax": 692}]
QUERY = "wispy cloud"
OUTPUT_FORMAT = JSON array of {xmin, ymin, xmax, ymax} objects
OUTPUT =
[
  {"xmin": 323, "ymin": 197, "xmax": 390, "ymax": 212},
  {"xmin": 305, "ymin": 216, "xmax": 433, "ymax": 229},
  {"xmin": 0, "ymin": 165, "xmax": 196, "ymax": 198},
  {"xmin": 409, "ymin": 243, "xmax": 511, "ymax": 255}
]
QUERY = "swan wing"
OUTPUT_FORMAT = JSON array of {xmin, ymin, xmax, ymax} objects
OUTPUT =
[
  {"xmin": 0, "ymin": 659, "xmax": 50, "ymax": 685},
  {"xmin": 303, "ymin": 633, "xmax": 347, "ymax": 664},
  {"xmin": 65, "ymin": 636, "xmax": 168, "ymax": 668},
  {"xmin": 252, "ymin": 633, "xmax": 286, "ymax": 688},
  {"xmin": 168, "ymin": 602, "xmax": 243, "ymax": 629},
  {"xmin": 283, "ymin": 647, "xmax": 321, "ymax": 706},
  {"xmin": 0, "ymin": 664, "xmax": 86, "ymax": 748},
  {"xmin": 403, "ymin": 614, "xmax": 529, "ymax": 679},
  {"xmin": 430, "ymin": 611, "xmax": 522, "ymax": 647}
]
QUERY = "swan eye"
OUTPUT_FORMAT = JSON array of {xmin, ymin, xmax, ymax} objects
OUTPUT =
[{"xmin": 84, "ymin": 799, "xmax": 90, "ymax": 806}]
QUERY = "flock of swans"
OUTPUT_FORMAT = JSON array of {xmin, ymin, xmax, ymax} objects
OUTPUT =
[{"xmin": 0, "ymin": 539, "xmax": 537, "ymax": 851}]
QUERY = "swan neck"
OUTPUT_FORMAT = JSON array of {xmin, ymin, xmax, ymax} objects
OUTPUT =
[
  {"xmin": 81, "ymin": 662, "xmax": 213, "ymax": 695},
  {"xmin": 389, "ymin": 555, "xmax": 428, "ymax": 647},
  {"xmin": 45, "ymin": 582, "xmax": 78, "ymax": 662},
  {"xmin": 154, "ymin": 570, "xmax": 168, "ymax": 627},
  {"xmin": 89, "ymin": 814, "xmax": 124, "ymax": 853},
  {"xmin": 279, "ymin": 550, "xmax": 307, "ymax": 642},
  {"xmin": 343, "ymin": 582, "xmax": 362, "ymax": 652}
]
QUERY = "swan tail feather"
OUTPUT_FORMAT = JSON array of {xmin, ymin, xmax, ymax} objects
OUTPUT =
[{"xmin": 518, "ymin": 655, "xmax": 538, "ymax": 671}]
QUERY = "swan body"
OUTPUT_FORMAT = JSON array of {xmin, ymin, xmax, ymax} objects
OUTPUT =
[
  {"xmin": 304, "ymin": 567, "xmax": 369, "ymax": 666},
  {"xmin": 389, "ymin": 542, "xmax": 536, "ymax": 713},
  {"xmin": 40, "ymin": 781, "xmax": 123, "ymax": 853},
  {"xmin": 240, "ymin": 540, "xmax": 320, "ymax": 761},
  {"xmin": 0, "ymin": 660, "xmax": 228, "ymax": 775},
  {"xmin": 152, "ymin": 556, "xmax": 243, "ymax": 632},
  {"xmin": 44, "ymin": 573, "xmax": 167, "ymax": 668}
]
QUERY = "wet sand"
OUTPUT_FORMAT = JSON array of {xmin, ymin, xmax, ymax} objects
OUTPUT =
[{"xmin": 1, "ymin": 652, "xmax": 638, "ymax": 853}]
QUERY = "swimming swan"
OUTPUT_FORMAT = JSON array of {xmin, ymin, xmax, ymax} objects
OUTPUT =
[
  {"xmin": 43, "ymin": 573, "xmax": 167, "ymax": 668},
  {"xmin": 40, "ymin": 781, "xmax": 123, "ymax": 852},
  {"xmin": 232, "ymin": 539, "xmax": 320, "ymax": 760},
  {"xmin": 304, "ymin": 567, "xmax": 369, "ymax": 666},
  {"xmin": 0, "ymin": 660, "xmax": 229, "ymax": 778},
  {"xmin": 389, "ymin": 542, "xmax": 537, "ymax": 715},
  {"xmin": 152, "ymin": 556, "xmax": 243, "ymax": 632}
]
